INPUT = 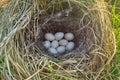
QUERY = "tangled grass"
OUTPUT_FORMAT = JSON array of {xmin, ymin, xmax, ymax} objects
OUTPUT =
[
  {"xmin": 0, "ymin": 0, "xmax": 116, "ymax": 80},
  {"xmin": 0, "ymin": 0, "xmax": 10, "ymax": 7},
  {"xmin": 102, "ymin": 0, "xmax": 120, "ymax": 79}
]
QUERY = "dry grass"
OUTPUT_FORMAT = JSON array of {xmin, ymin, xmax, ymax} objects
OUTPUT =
[
  {"xmin": 0, "ymin": 0, "xmax": 10, "ymax": 7},
  {"xmin": 0, "ymin": 0, "xmax": 116, "ymax": 80}
]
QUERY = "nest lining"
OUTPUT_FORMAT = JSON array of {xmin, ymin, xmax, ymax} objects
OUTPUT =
[{"xmin": 25, "ymin": 12, "xmax": 96, "ymax": 60}]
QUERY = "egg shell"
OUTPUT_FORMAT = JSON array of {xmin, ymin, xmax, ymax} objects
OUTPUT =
[
  {"xmin": 48, "ymin": 48, "xmax": 58, "ymax": 54},
  {"xmin": 43, "ymin": 41, "xmax": 51, "ymax": 49},
  {"xmin": 45, "ymin": 33, "xmax": 55, "ymax": 41},
  {"xmin": 66, "ymin": 42, "xmax": 75, "ymax": 51},
  {"xmin": 65, "ymin": 33, "xmax": 74, "ymax": 40},
  {"xmin": 55, "ymin": 32, "xmax": 64, "ymax": 40},
  {"xmin": 57, "ymin": 46, "xmax": 65, "ymax": 53},
  {"xmin": 59, "ymin": 39, "xmax": 68, "ymax": 46},
  {"xmin": 51, "ymin": 40, "xmax": 59, "ymax": 48}
]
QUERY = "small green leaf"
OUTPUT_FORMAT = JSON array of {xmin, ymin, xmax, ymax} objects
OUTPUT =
[{"xmin": 48, "ymin": 63, "xmax": 55, "ymax": 78}]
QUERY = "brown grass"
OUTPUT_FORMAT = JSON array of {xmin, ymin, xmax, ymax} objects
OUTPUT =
[
  {"xmin": 0, "ymin": 0, "xmax": 116, "ymax": 80},
  {"xmin": 0, "ymin": 0, "xmax": 10, "ymax": 7}
]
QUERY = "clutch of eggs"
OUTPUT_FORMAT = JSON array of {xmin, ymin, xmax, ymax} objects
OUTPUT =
[{"xmin": 43, "ymin": 32, "xmax": 75, "ymax": 55}]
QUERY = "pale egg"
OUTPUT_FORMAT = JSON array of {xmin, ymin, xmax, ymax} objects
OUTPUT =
[
  {"xmin": 55, "ymin": 32, "xmax": 64, "ymax": 40},
  {"xmin": 66, "ymin": 42, "xmax": 75, "ymax": 51},
  {"xmin": 51, "ymin": 40, "xmax": 59, "ymax": 48},
  {"xmin": 57, "ymin": 46, "xmax": 65, "ymax": 53},
  {"xmin": 43, "ymin": 41, "xmax": 51, "ymax": 49},
  {"xmin": 45, "ymin": 33, "xmax": 55, "ymax": 41},
  {"xmin": 48, "ymin": 47, "xmax": 58, "ymax": 54},
  {"xmin": 65, "ymin": 33, "xmax": 74, "ymax": 40},
  {"xmin": 59, "ymin": 39, "xmax": 68, "ymax": 46}
]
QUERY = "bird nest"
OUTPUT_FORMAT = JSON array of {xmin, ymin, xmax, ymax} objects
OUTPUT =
[{"xmin": 0, "ymin": 0, "xmax": 116, "ymax": 80}]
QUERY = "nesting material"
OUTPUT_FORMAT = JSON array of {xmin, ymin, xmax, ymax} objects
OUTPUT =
[
  {"xmin": 43, "ymin": 32, "xmax": 75, "ymax": 55},
  {"xmin": 1, "ymin": 0, "xmax": 116, "ymax": 80}
]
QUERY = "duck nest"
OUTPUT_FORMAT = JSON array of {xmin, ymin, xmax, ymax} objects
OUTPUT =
[{"xmin": 0, "ymin": 0, "xmax": 116, "ymax": 80}]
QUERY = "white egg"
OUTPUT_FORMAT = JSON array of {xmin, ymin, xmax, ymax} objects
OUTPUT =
[
  {"xmin": 65, "ymin": 33, "xmax": 74, "ymax": 40},
  {"xmin": 59, "ymin": 39, "xmax": 68, "ymax": 46},
  {"xmin": 55, "ymin": 32, "xmax": 64, "ymax": 40},
  {"xmin": 51, "ymin": 40, "xmax": 59, "ymax": 48},
  {"xmin": 43, "ymin": 41, "xmax": 51, "ymax": 49},
  {"xmin": 45, "ymin": 33, "xmax": 55, "ymax": 41},
  {"xmin": 66, "ymin": 42, "xmax": 75, "ymax": 51},
  {"xmin": 57, "ymin": 46, "xmax": 65, "ymax": 53},
  {"xmin": 48, "ymin": 47, "xmax": 58, "ymax": 54}
]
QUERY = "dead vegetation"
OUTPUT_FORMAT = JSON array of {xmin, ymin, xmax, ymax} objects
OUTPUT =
[{"xmin": 0, "ymin": 0, "xmax": 116, "ymax": 80}]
